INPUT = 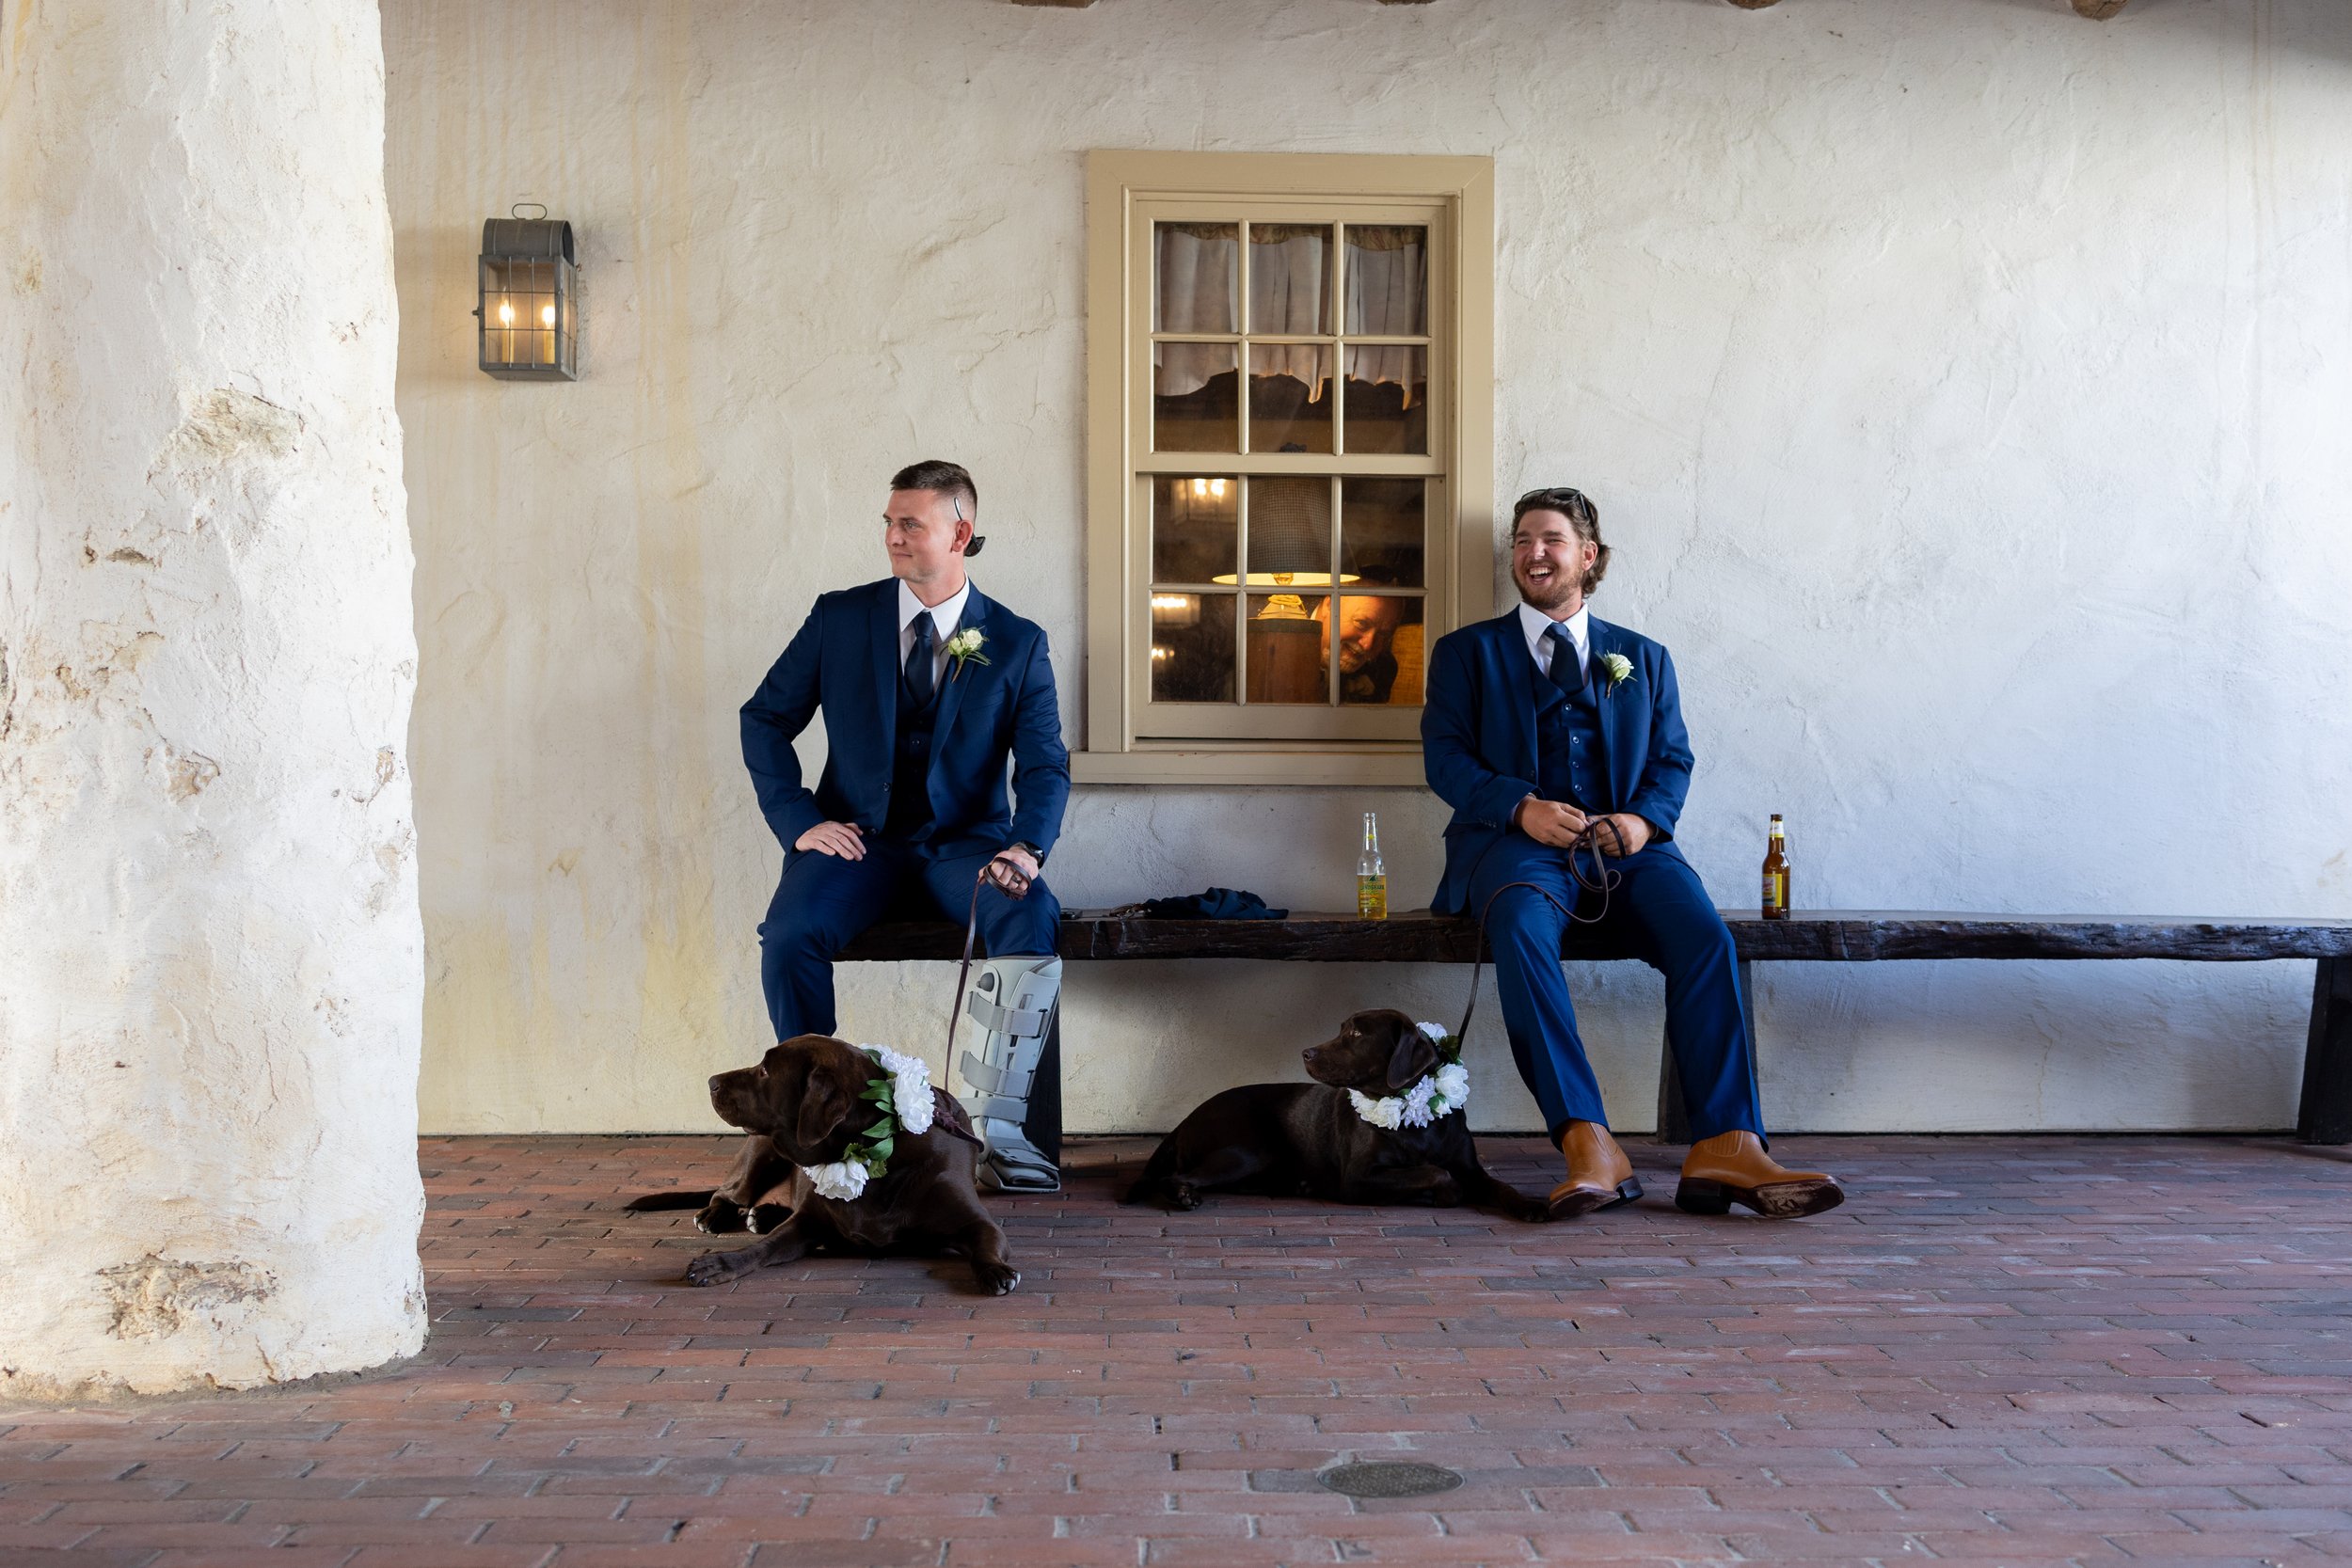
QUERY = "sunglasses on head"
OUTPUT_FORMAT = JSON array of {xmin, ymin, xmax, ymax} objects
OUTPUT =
[{"xmin": 1515, "ymin": 486, "xmax": 1591, "ymax": 513}]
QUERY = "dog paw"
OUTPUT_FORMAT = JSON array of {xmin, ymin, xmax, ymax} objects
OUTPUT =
[
  {"xmin": 1168, "ymin": 1184, "xmax": 1201, "ymax": 1212},
  {"xmin": 1510, "ymin": 1200, "xmax": 1555, "ymax": 1224},
  {"xmin": 972, "ymin": 1262, "xmax": 1021, "ymax": 1296},
  {"xmin": 745, "ymin": 1204, "xmax": 790, "ymax": 1235},
  {"xmin": 683, "ymin": 1252, "xmax": 738, "ymax": 1288},
  {"xmin": 694, "ymin": 1202, "xmax": 746, "ymax": 1235}
]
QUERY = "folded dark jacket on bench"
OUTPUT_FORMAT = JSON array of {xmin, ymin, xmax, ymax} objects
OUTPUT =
[{"xmin": 1135, "ymin": 888, "xmax": 1289, "ymax": 921}]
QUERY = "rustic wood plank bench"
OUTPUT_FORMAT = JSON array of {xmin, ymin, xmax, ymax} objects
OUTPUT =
[{"xmin": 839, "ymin": 910, "xmax": 2352, "ymax": 1145}]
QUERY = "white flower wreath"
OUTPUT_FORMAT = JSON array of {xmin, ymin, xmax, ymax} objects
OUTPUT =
[
  {"xmin": 1346, "ymin": 1021, "xmax": 1471, "ymax": 1131},
  {"xmin": 806, "ymin": 1045, "xmax": 937, "ymax": 1201}
]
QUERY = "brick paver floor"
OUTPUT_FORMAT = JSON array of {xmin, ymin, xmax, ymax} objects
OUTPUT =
[{"xmin": 1, "ymin": 1134, "xmax": 2347, "ymax": 1567}]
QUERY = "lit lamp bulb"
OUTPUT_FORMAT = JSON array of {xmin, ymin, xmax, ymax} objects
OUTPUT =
[
  {"xmin": 497, "ymin": 302, "xmax": 515, "ymax": 326},
  {"xmin": 539, "ymin": 305, "xmax": 556, "ymax": 326}
]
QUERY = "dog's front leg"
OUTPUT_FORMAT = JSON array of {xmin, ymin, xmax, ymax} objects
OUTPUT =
[
  {"xmin": 684, "ymin": 1213, "xmax": 811, "ymax": 1287},
  {"xmin": 934, "ymin": 1192, "xmax": 1020, "ymax": 1296},
  {"xmin": 696, "ymin": 1133, "xmax": 786, "ymax": 1233}
]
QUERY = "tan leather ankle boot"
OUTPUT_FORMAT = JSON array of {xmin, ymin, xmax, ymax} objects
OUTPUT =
[
  {"xmin": 1677, "ymin": 1132, "xmax": 1843, "ymax": 1218},
  {"xmin": 1549, "ymin": 1120, "xmax": 1642, "ymax": 1219}
]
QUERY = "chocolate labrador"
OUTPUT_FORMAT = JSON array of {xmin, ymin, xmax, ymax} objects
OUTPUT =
[
  {"xmin": 655, "ymin": 1035, "xmax": 1020, "ymax": 1294},
  {"xmin": 1123, "ymin": 1008, "xmax": 1550, "ymax": 1222}
]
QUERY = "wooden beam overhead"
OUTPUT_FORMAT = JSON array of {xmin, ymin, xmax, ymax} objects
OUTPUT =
[
  {"xmin": 2073, "ymin": 0, "xmax": 2130, "ymax": 15},
  {"xmin": 1009, "ymin": 0, "xmax": 1096, "ymax": 8},
  {"xmin": 1724, "ymin": 0, "xmax": 1785, "ymax": 8}
]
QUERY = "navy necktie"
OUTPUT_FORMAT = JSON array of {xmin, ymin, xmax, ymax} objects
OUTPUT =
[
  {"xmin": 1545, "ymin": 623, "xmax": 1584, "ymax": 695},
  {"xmin": 906, "ymin": 613, "xmax": 936, "ymax": 709}
]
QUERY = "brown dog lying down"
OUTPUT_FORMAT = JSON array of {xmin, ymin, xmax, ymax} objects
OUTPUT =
[
  {"xmin": 1123, "ymin": 1008, "xmax": 1549, "ymax": 1222},
  {"xmin": 639, "ymin": 1035, "xmax": 1020, "ymax": 1294}
]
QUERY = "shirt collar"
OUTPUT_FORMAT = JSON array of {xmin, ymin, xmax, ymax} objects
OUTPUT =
[
  {"xmin": 898, "ymin": 577, "xmax": 972, "ymax": 638},
  {"xmin": 1516, "ymin": 598, "xmax": 1589, "ymax": 658}
]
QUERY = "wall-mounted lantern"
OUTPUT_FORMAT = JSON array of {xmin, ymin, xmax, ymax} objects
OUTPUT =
[{"xmin": 476, "ymin": 204, "xmax": 578, "ymax": 381}]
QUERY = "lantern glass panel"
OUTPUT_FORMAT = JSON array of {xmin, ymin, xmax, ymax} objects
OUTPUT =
[{"xmin": 482, "ymin": 257, "xmax": 563, "ymax": 371}]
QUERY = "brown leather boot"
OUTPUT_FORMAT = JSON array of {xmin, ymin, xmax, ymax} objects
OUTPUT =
[
  {"xmin": 1549, "ymin": 1120, "xmax": 1642, "ymax": 1219},
  {"xmin": 1676, "ymin": 1132, "xmax": 1843, "ymax": 1218}
]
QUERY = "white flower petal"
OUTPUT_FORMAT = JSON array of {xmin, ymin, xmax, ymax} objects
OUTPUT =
[{"xmin": 809, "ymin": 1161, "xmax": 868, "ymax": 1201}]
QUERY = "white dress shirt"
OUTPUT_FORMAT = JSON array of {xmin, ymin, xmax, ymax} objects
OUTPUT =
[
  {"xmin": 898, "ymin": 578, "xmax": 972, "ymax": 690},
  {"xmin": 1516, "ymin": 599, "xmax": 1590, "ymax": 685}
]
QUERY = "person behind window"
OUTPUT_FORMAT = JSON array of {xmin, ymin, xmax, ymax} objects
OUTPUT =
[{"xmin": 1313, "ymin": 588, "xmax": 1406, "ymax": 704}]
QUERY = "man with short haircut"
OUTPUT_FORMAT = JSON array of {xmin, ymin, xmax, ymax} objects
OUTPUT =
[
  {"xmin": 740, "ymin": 461, "xmax": 1070, "ymax": 1191},
  {"xmin": 1421, "ymin": 487, "xmax": 1842, "ymax": 1221}
]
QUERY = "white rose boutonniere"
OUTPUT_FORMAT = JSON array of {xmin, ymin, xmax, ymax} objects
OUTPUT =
[
  {"xmin": 944, "ymin": 627, "xmax": 989, "ymax": 679},
  {"xmin": 1597, "ymin": 652, "xmax": 1634, "ymax": 695}
]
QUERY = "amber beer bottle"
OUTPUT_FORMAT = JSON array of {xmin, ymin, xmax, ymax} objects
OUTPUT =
[
  {"xmin": 1357, "ymin": 811, "xmax": 1389, "ymax": 920},
  {"xmin": 1761, "ymin": 815, "xmax": 1790, "ymax": 920}
]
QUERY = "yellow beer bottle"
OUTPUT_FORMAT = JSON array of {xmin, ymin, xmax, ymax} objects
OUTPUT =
[
  {"xmin": 1761, "ymin": 815, "xmax": 1790, "ymax": 920},
  {"xmin": 1357, "ymin": 812, "xmax": 1389, "ymax": 921}
]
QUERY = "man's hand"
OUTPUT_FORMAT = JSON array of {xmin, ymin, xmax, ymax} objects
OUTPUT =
[
  {"xmin": 795, "ymin": 821, "xmax": 866, "ymax": 860},
  {"xmin": 985, "ymin": 845, "xmax": 1040, "ymax": 897},
  {"xmin": 1515, "ymin": 798, "xmax": 1590, "ymax": 847},
  {"xmin": 1592, "ymin": 814, "xmax": 1653, "ymax": 857}
]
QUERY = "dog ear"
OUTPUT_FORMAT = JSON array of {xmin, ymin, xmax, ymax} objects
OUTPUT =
[
  {"xmin": 1385, "ymin": 1015, "xmax": 1441, "ymax": 1090},
  {"xmin": 794, "ymin": 1058, "xmax": 852, "ymax": 1150}
]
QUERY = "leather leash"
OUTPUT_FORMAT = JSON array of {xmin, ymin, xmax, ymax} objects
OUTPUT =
[{"xmin": 1452, "ymin": 817, "xmax": 1627, "ymax": 1047}]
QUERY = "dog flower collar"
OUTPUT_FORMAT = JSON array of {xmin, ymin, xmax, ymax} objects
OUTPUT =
[
  {"xmin": 807, "ymin": 1046, "xmax": 938, "ymax": 1201},
  {"xmin": 1347, "ymin": 1022, "xmax": 1470, "ymax": 1131}
]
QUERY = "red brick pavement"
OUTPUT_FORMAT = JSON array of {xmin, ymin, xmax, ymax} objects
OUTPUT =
[{"xmin": 2, "ymin": 1134, "xmax": 2348, "ymax": 1567}]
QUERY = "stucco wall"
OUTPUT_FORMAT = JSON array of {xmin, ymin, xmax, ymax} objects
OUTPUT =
[
  {"xmin": 384, "ymin": 0, "xmax": 2352, "ymax": 1137},
  {"xmin": 1, "ymin": 0, "xmax": 424, "ymax": 1394}
]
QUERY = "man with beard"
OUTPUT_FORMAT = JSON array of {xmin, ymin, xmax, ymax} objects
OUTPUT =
[
  {"xmin": 1313, "ymin": 586, "xmax": 1407, "ymax": 704},
  {"xmin": 1419, "ymin": 487, "xmax": 1842, "ymax": 1222}
]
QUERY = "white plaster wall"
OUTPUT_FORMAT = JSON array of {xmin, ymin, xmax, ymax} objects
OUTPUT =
[
  {"xmin": 0, "ymin": 2, "xmax": 425, "ymax": 1393},
  {"xmin": 385, "ymin": 0, "xmax": 2352, "ymax": 1137}
]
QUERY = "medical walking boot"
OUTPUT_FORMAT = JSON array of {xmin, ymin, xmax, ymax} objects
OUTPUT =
[
  {"xmin": 1549, "ymin": 1119, "xmax": 1642, "ymax": 1219},
  {"xmin": 959, "ymin": 955, "xmax": 1063, "ymax": 1193},
  {"xmin": 1676, "ymin": 1131, "xmax": 1843, "ymax": 1218}
]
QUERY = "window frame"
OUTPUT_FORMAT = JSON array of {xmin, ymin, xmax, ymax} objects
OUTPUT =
[{"xmin": 1077, "ymin": 150, "xmax": 1496, "ymax": 787}]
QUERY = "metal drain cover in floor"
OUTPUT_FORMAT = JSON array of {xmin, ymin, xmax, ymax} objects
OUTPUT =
[{"xmin": 1317, "ymin": 1461, "xmax": 1465, "ymax": 1498}]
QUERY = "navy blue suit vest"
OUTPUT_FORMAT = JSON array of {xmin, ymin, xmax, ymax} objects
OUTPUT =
[
  {"xmin": 885, "ymin": 657, "xmax": 941, "ymax": 840},
  {"xmin": 1535, "ymin": 680, "xmax": 1610, "ymax": 813}
]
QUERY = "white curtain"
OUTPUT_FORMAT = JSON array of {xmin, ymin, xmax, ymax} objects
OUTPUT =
[
  {"xmin": 1153, "ymin": 225, "xmax": 1424, "ymax": 407},
  {"xmin": 1343, "ymin": 232, "xmax": 1424, "ymax": 408},
  {"xmin": 1154, "ymin": 225, "xmax": 1238, "ymax": 401}
]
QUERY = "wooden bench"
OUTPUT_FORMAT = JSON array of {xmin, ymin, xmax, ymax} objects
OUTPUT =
[{"xmin": 839, "ymin": 910, "xmax": 2352, "ymax": 1145}]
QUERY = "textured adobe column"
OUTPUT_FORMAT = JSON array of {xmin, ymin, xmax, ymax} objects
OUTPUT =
[{"xmin": 0, "ymin": 0, "xmax": 424, "ymax": 1394}]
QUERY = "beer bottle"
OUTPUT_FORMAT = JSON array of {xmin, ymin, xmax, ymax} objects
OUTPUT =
[
  {"xmin": 1357, "ymin": 811, "xmax": 1389, "ymax": 921},
  {"xmin": 1761, "ymin": 815, "xmax": 1790, "ymax": 920}
]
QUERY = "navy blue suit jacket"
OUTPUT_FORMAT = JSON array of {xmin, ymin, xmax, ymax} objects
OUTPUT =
[
  {"xmin": 1421, "ymin": 610, "xmax": 1696, "ymax": 915},
  {"xmin": 740, "ymin": 578, "xmax": 1071, "ymax": 863}
]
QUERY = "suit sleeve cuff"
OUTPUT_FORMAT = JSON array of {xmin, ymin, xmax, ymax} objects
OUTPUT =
[{"xmin": 1472, "ymin": 777, "xmax": 1541, "ymax": 831}]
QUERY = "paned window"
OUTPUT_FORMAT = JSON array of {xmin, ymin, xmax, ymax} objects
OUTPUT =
[{"xmin": 1079, "ymin": 153, "xmax": 1494, "ymax": 785}]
